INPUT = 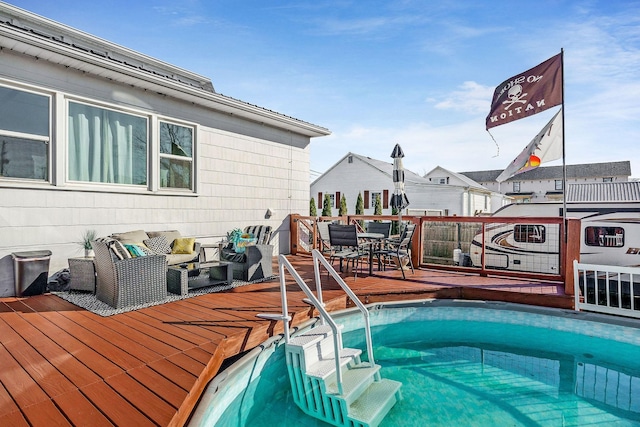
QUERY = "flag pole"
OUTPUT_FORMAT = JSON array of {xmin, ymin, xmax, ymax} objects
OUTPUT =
[{"xmin": 560, "ymin": 48, "xmax": 567, "ymax": 242}]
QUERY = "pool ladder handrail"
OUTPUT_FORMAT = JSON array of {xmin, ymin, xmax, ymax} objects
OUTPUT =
[{"xmin": 260, "ymin": 249, "xmax": 376, "ymax": 396}]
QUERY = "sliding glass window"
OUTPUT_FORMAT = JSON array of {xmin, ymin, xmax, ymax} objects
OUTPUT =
[
  {"xmin": 68, "ymin": 101, "xmax": 148, "ymax": 185},
  {"xmin": 0, "ymin": 85, "xmax": 50, "ymax": 180},
  {"xmin": 159, "ymin": 121, "xmax": 193, "ymax": 190}
]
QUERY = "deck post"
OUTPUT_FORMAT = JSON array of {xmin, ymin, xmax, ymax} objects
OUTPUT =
[
  {"xmin": 563, "ymin": 218, "xmax": 581, "ymax": 296},
  {"xmin": 290, "ymin": 214, "xmax": 300, "ymax": 255}
]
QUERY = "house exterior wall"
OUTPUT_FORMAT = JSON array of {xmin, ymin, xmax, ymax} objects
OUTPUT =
[
  {"xmin": 406, "ymin": 184, "xmax": 465, "ymax": 216},
  {"xmin": 424, "ymin": 166, "xmax": 512, "ymax": 214},
  {"xmin": 310, "ymin": 156, "xmax": 478, "ymax": 217},
  {"xmin": 311, "ymin": 156, "xmax": 393, "ymax": 214},
  {"xmin": 0, "ymin": 22, "xmax": 323, "ymax": 283}
]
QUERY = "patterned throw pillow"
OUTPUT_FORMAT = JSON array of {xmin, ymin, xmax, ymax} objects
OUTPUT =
[
  {"xmin": 171, "ymin": 237, "xmax": 195, "ymax": 254},
  {"xmin": 135, "ymin": 243, "xmax": 155, "ymax": 256},
  {"xmin": 143, "ymin": 236, "xmax": 172, "ymax": 254},
  {"xmin": 95, "ymin": 237, "xmax": 131, "ymax": 260},
  {"xmin": 110, "ymin": 240, "xmax": 131, "ymax": 260}
]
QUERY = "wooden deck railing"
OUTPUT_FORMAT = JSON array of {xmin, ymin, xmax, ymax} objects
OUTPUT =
[{"xmin": 290, "ymin": 214, "xmax": 581, "ymax": 295}]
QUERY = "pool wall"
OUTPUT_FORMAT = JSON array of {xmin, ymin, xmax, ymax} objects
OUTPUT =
[{"xmin": 187, "ymin": 299, "xmax": 640, "ymax": 426}]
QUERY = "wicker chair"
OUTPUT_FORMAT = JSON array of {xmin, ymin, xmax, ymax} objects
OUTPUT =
[
  {"xmin": 220, "ymin": 225, "xmax": 273, "ymax": 281},
  {"xmin": 91, "ymin": 240, "xmax": 167, "ymax": 309}
]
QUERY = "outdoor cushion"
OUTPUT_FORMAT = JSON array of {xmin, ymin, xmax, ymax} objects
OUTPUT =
[
  {"xmin": 144, "ymin": 236, "xmax": 172, "ymax": 254},
  {"xmin": 172, "ymin": 237, "xmax": 195, "ymax": 254},
  {"xmin": 95, "ymin": 237, "xmax": 131, "ymax": 260},
  {"xmin": 110, "ymin": 229, "xmax": 150, "ymax": 245}
]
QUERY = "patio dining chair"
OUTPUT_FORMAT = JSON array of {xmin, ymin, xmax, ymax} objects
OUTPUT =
[
  {"xmin": 328, "ymin": 223, "xmax": 371, "ymax": 279},
  {"xmin": 374, "ymin": 222, "xmax": 416, "ymax": 279},
  {"xmin": 316, "ymin": 221, "xmax": 332, "ymax": 253}
]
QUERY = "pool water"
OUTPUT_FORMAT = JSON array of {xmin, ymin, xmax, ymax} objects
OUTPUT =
[{"xmin": 194, "ymin": 302, "xmax": 640, "ymax": 426}]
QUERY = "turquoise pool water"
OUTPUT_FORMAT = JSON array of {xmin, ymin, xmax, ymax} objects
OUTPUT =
[{"xmin": 190, "ymin": 301, "xmax": 640, "ymax": 426}]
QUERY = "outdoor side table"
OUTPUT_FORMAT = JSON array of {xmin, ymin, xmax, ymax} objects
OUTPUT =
[{"xmin": 68, "ymin": 257, "xmax": 96, "ymax": 292}]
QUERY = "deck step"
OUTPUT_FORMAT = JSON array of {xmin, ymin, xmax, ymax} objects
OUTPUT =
[
  {"xmin": 348, "ymin": 379, "xmax": 402, "ymax": 427},
  {"xmin": 288, "ymin": 324, "xmax": 341, "ymax": 349},
  {"xmin": 325, "ymin": 364, "xmax": 380, "ymax": 406},
  {"xmin": 305, "ymin": 347, "xmax": 362, "ymax": 379}
]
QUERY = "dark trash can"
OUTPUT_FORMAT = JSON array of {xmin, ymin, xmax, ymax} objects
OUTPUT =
[
  {"xmin": 11, "ymin": 250, "xmax": 52, "ymax": 296},
  {"xmin": 461, "ymin": 253, "xmax": 472, "ymax": 267}
]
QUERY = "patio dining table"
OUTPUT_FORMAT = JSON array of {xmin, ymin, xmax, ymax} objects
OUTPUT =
[{"xmin": 357, "ymin": 232, "xmax": 385, "ymax": 275}]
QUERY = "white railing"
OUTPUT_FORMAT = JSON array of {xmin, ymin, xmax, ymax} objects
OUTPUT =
[
  {"xmin": 258, "ymin": 249, "xmax": 376, "ymax": 396},
  {"xmin": 573, "ymin": 260, "xmax": 640, "ymax": 318}
]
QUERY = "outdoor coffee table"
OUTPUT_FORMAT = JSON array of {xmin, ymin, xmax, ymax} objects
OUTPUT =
[{"xmin": 167, "ymin": 260, "xmax": 233, "ymax": 296}]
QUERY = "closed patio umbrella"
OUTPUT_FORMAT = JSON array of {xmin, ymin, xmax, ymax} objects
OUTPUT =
[{"xmin": 390, "ymin": 143, "xmax": 410, "ymax": 224}]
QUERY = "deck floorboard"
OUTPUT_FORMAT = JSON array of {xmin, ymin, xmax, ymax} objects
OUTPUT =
[{"xmin": 0, "ymin": 255, "xmax": 572, "ymax": 426}]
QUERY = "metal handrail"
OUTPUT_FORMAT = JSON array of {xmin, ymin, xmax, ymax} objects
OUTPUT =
[
  {"xmin": 268, "ymin": 249, "xmax": 378, "ymax": 396},
  {"xmin": 311, "ymin": 249, "xmax": 375, "ymax": 366},
  {"xmin": 277, "ymin": 254, "xmax": 345, "ymax": 395}
]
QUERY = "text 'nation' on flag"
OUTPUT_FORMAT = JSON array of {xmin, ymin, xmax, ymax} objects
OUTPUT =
[
  {"xmin": 496, "ymin": 107, "xmax": 563, "ymax": 183},
  {"xmin": 486, "ymin": 52, "xmax": 563, "ymax": 130}
]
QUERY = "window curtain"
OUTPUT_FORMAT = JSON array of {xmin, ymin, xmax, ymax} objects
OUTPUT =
[{"xmin": 68, "ymin": 103, "xmax": 140, "ymax": 184}]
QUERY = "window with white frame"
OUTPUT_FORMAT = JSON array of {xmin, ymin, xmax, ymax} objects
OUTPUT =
[
  {"xmin": 603, "ymin": 177, "xmax": 613, "ymax": 183},
  {"xmin": 555, "ymin": 180, "xmax": 563, "ymax": 190},
  {"xmin": 68, "ymin": 101, "xmax": 147, "ymax": 185},
  {"xmin": 513, "ymin": 182, "xmax": 521, "ymax": 192},
  {"xmin": 0, "ymin": 85, "xmax": 50, "ymax": 180},
  {"xmin": 371, "ymin": 192, "xmax": 381, "ymax": 209},
  {"xmin": 159, "ymin": 121, "xmax": 193, "ymax": 189}
]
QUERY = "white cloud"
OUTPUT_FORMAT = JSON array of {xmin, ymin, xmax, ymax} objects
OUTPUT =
[{"xmin": 433, "ymin": 81, "xmax": 493, "ymax": 115}]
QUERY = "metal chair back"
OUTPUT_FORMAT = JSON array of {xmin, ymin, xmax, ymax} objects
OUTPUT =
[
  {"xmin": 328, "ymin": 224, "xmax": 359, "ymax": 248},
  {"xmin": 366, "ymin": 221, "xmax": 392, "ymax": 237}
]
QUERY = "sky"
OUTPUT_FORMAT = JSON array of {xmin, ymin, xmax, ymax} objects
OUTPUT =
[{"xmin": 8, "ymin": 0, "xmax": 640, "ymax": 179}]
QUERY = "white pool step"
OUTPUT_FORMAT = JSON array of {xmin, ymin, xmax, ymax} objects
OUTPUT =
[{"xmin": 285, "ymin": 324, "xmax": 401, "ymax": 427}]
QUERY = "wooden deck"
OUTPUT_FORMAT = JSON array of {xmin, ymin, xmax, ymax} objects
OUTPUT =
[{"xmin": 0, "ymin": 255, "xmax": 572, "ymax": 426}]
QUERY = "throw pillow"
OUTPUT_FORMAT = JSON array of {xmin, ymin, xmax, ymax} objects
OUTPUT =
[
  {"xmin": 135, "ymin": 243, "xmax": 155, "ymax": 256},
  {"xmin": 172, "ymin": 237, "xmax": 195, "ymax": 254},
  {"xmin": 234, "ymin": 233, "xmax": 256, "ymax": 254},
  {"xmin": 124, "ymin": 244, "xmax": 147, "ymax": 258},
  {"xmin": 95, "ymin": 237, "xmax": 128, "ymax": 260},
  {"xmin": 110, "ymin": 240, "xmax": 131, "ymax": 260},
  {"xmin": 144, "ymin": 236, "xmax": 172, "ymax": 254}
]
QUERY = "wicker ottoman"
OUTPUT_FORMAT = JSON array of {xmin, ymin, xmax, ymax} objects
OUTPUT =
[{"xmin": 68, "ymin": 257, "xmax": 96, "ymax": 292}]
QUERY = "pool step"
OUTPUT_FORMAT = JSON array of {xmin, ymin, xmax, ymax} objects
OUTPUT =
[{"xmin": 285, "ymin": 324, "xmax": 401, "ymax": 427}]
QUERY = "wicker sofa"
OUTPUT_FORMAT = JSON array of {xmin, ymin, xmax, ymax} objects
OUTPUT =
[
  {"xmin": 109, "ymin": 230, "xmax": 201, "ymax": 266},
  {"xmin": 220, "ymin": 225, "xmax": 273, "ymax": 281}
]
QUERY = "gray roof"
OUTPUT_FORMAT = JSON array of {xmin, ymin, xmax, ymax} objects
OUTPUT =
[
  {"xmin": 460, "ymin": 161, "xmax": 631, "ymax": 182},
  {"xmin": 350, "ymin": 153, "xmax": 428, "ymax": 183},
  {"xmin": 567, "ymin": 181, "xmax": 640, "ymax": 202}
]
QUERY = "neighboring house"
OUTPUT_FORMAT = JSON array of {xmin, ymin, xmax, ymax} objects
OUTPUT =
[
  {"xmin": 424, "ymin": 166, "xmax": 513, "ymax": 214},
  {"xmin": 0, "ymin": 3, "xmax": 329, "ymax": 279},
  {"xmin": 460, "ymin": 161, "xmax": 632, "ymax": 203},
  {"xmin": 310, "ymin": 153, "xmax": 507, "ymax": 217}
]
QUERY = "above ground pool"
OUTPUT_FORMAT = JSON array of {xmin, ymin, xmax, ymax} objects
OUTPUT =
[{"xmin": 189, "ymin": 300, "xmax": 640, "ymax": 426}]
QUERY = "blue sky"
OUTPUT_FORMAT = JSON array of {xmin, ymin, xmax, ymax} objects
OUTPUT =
[{"xmin": 10, "ymin": 1, "xmax": 640, "ymax": 179}]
